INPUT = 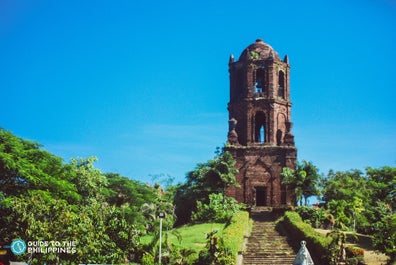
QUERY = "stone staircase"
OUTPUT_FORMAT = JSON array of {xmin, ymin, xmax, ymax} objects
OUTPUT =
[{"xmin": 242, "ymin": 207, "xmax": 296, "ymax": 265}]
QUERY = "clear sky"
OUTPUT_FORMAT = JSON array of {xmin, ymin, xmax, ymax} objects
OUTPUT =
[{"xmin": 1, "ymin": 0, "xmax": 395, "ymax": 184}]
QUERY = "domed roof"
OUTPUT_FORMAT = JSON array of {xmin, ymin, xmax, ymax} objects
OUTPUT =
[{"xmin": 239, "ymin": 39, "xmax": 280, "ymax": 61}]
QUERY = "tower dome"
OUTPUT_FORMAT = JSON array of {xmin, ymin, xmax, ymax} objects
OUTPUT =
[{"xmin": 238, "ymin": 39, "xmax": 280, "ymax": 61}]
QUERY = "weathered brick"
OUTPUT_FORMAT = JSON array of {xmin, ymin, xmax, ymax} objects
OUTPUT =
[{"xmin": 225, "ymin": 39, "xmax": 297, "ymax": 207}]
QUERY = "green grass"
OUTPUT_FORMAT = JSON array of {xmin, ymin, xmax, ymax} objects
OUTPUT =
[
  {"xmin": 140, "ymin": 211, "xmax": 250, "ymax": 264},
  {"xmin": 222, "ymin": 211, "xmax": 250, "ymax": 256},
  {"xmin": 167, "ymin": 222, "xmax": 225, "ymax": 249},
  {"xmin": 141, "ymin": 222, "xmax": 225, "ymax": 251}
]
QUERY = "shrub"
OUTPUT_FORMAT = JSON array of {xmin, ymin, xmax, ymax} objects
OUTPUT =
[
  {"xmin": 344, "ymin": 246, "xmax": 365, "ymax": 265},
  {"xmin": 277, "ymin": 211, "xmax": 331, "ymax": 264},
  {"xmin": 141, "ymin": 253, "xmax": 155, "ymax": 265},
  {"xmin": 194, "ymin": 211, "xmax": 249, "ymax": 265},
  {"xmin": 194, "ymin": 230, "xmax": 234, "ymax": 265},
  {"xmin": 295, "ymin": 206, "xmax": 329, "ymax": 228},
  {"xmin": 346, "ymin": 246, "xmax": 364, "ymax": 258},
  {"xmin": 191, "ymin": 193, "xmax": 241, "ymax": 223},
  {"xmin": 372, "ymin": 213, "xmax": 396, "ymax": 263},
  {"xmin": 222, "ymin": 211, "xmax": 250, "ymax": 259}
]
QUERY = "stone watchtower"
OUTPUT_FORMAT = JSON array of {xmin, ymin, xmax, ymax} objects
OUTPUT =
[{"xmin": 225, "ymin": 39, "xmax": 297, "ymax": 207}]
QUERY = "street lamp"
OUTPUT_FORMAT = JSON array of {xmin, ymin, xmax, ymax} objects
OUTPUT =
[{"xmin": 158, "ymin": 212, "xmax": 165, "ymax": 264}]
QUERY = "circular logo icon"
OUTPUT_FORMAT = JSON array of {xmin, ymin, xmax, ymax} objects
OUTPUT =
[{"xmin": 10, "ymin": 239, "xmax": 27, "ymax": 255}]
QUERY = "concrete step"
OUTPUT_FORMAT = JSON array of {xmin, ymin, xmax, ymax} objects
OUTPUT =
[{"xmin": 242, "ymin": 208, "xmax": 295, "ymax": 265}]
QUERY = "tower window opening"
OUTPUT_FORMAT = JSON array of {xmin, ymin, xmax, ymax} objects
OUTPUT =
[
  {"xmin": 254, "ymin": 112, "xmax": 266, "ymax": 143},
  {"xmin": 255, "ymin": 82, "xmax": 262, "ymax": 93},
  {"xmin": 255, "ymin": 68, "xmax": 265, "ymax": 94},
  {"xmin": 260, "ymin": 126, "xmax": 265, "ymax": 143},
  {"xmin": 278, "ymin": 70, "xmax": 285, "ymax": 98}
]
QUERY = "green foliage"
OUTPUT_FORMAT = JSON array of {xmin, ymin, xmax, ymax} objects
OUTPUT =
[
  {"xmin": 0, "ymin": 129, "xmax": 170, "ymax": 264},
  {"xmin": 250, "ymin": 51, "xmax": 260, "ymax": 60},
  {"xmin": 326, "ymin": 230, "xmax": 347, "ymax": 265},
  {"xmin": 326, "ymin": 231, "xmax": 364, "ymax": 265},
  {"xmin": 194, "ymin": 230, "xmax": 234, "ymax": 265},
  {"xmin": 366, "ymin": 166, "xmax": 396, "ymax": 211},
  {"xmin": 281, "ymin": 160, "xmax": 320, "ymax": 206},
  {"xmin": 295, "ymin": 206, "xmax": 329, "ymax": 228},
  {"xmin": 320, "ymin": 166, "xmax": 396, "ymax": 262},
  {"xmin": 174, "ymin": 150, "xmax": 239, "ymax": 225},
  {"xmin": 345, "ymin": 246, "xmax": 365, "ymax": 265},
  {"xmin": 3, "ymin": 125, "xmax": 395, "ymax": 263},
  {"xmin": 139, "ymin": 211, "xmax": 249, "ymax": 265},
  {"xmin": 192, "ymin": 193, "xmax": 242, "ymax": 223},
  {"xmin": 221, "ymin": 211, "xmax": 250, "ymax": 260},
  {"xmin": 327, "ymin": 200, "xmax": 352, "ymax": 230},
  {"xmin": 321, "ymin": 169, "xmax": 369, "ymax": 203},
  {"xmin": 166, "ymin": 240, "xmax": 197, "ymax": 265},
  {"xmin": 2, "ymin": 190, "xmax": 79, "ymax": 263},
  {"xmin": 278, "ymin": 211, "xmax": 367, "ymax": 265},
  {"xmin": 106, "ymin": 173, "xmax": 157, "ymax": 207},
  {"xmin": 142, "ymin": 252, "xmax": 155, "ymax": 265},
  {"xmin": 0, "ymin": 128, "xmax": 80, "ymax": 202},
  {"xmin": 372, "ymin": 213, "xmax": 396, "ymax": 262},
  {"xmin": 276, "ymin": 211, "xmax": 331, "ymax": 264},
  {"xmin": 69, "ymin": 156, "xmax": 108, "ymax": 204}
]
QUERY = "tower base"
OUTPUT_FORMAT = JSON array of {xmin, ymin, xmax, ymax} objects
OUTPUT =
[{"xmin": 225, "ymin": 145, "xmax": 297, "ymax": 207}]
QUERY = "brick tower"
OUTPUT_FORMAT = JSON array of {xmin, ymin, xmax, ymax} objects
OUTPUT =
[{"xmin": 225, "ymin": 39, "xmax": 297, "ymax": 207}]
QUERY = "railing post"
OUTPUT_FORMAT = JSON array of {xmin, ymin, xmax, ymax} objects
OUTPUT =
[{"xmin": 293, "ymin": 240, "xmax": 314, "ymax": 265}]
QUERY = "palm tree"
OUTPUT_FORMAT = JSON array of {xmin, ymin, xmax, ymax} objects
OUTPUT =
[{"xmin": 281, "ymin": 160, "xmax": 320, "ymax": 206}]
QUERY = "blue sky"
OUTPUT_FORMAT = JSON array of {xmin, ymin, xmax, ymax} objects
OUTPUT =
[{"xmin": 1, "ymin": 0, "xmax": 395, "ymax": 184}]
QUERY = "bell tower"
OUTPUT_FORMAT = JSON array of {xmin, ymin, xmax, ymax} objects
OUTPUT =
[{"xmin": 225, "ymin": 39, "xmax": 297, "ymax": 207}]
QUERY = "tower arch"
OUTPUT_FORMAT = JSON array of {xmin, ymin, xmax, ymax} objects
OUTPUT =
[
  {"xmin": 278, "ymin": 70, "xmax": 285, "ymax": 99},
  {"xmin": 254, "ymin": 111, "xmax": 266, "ymax": 143}
]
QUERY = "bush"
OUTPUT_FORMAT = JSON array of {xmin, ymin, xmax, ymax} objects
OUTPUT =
[
  {"xmin": 222, "ymin": 211, "xmax": 250, "ymax": 259},
  {"xmin": 372, "ymin": 213, "xmax": 396, "ymax": 263},
  {"xmin": 295, "ymin": 206, "xmax": 329, "ymax": 228},
  {"xmin": 346, "ymin": 246, "xmax": 364, "ymax": 258},
  {"xmin": 141, "ymin": 253, "xmax": 155, "ymax": 265},
  {"xmin": 276, "ymin": 211, "xmax": 331, "ymax": 264},
  {"xmin": 191, "ymin": 193, "xmax": 241, "ymax": 223},
  {"xmin": 194, "ymin": 230, "xmax": 234, "ymax": 265},
  {"xmin": 194, "ymin": 211, "xmax": 249, "ymax": 265}
]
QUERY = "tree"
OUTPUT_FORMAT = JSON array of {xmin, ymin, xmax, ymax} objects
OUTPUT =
[
  {"xmin": 366, "ymin": 166, "xmax": 396, "ymax": 211},
  {"xmin": 0, "ymin": 128, "xmax": 80, "ymax": 202},
  {"xmin": 174, "ymin": 150, "xmax": 239, "ymax": 225},
  {"xmin": 69, "ymin": 156, "xmax": 108, "ymax": 204},
  {"xmin": 372, "ymin": 213, "xmax": 396, "ymax": 263},
  {"xmin": 105, "ymin": 173, "xmax": 157, "ymax": 208},
  {"xmin": 281, "ymin": 160, "xmax": 320, "ymax": 206},
  {"xmin": 320, "ymin": 165, "xmax": 396, "ymax": 263},
  {"xmin": 321, "ymin": 169, "xmax": 369, "ymax": 203},
  {"xmin": 2, "ymin": 190, "xmax": 82, "ymax": 263}
]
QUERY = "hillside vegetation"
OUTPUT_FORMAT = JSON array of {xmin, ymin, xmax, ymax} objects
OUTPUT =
[{"xmin": 1, "ymin": 127, "xmax": 394, "ymax": 265}]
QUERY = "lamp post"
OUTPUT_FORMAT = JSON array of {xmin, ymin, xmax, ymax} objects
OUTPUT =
[{"xmin": 158, "ymin": 212, "xmax": 165, "ymax": 264}]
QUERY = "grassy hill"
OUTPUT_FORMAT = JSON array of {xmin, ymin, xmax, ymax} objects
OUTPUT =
[
  {"xmin": 141, "ymin": 222, "xmax": 225, "ymax": 250},
  {"xmin": 140, "ymin": 211, "xmax": 250, "ymax": 264}
]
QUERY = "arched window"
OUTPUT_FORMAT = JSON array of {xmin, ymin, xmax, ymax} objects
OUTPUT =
[
  {"xmin": 260, "ymin": 126, "xmax": 265, "ymax": 143},
  {"xmin": 278, "ymin": 70, "xmax": 285, "ymax": 98},
  {"xmin": 255, "ymin": 68, "xmax": 265, "ymax": 94},
  {"xmin": 255, "ymin": 112, "xmax": 266, "ymax": 143}
]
